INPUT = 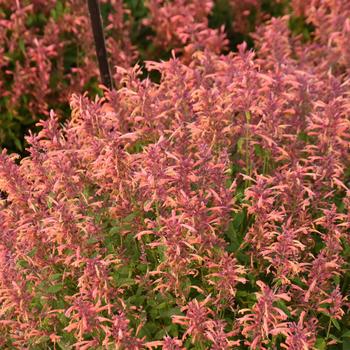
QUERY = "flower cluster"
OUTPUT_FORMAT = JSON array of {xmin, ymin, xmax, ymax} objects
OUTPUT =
[
  {"xmin": 143, "ymin": 0, "xmax": 228, "ymax": 61},
  {"xmin": 0, "ymin": 0, "xmax": 135, "ymax": 150},
  {"xmin": 0, "ymin": 0, "xmax": 292, "ymax": 152}
]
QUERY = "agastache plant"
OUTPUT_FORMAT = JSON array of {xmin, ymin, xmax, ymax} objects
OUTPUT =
[
  {"xmin": 0, "ymin": 0, "xmax": 350, "ymax": 349},
  {"xmin": 0, "ymin": 0, "xmax": 294, "ymax": 152}
]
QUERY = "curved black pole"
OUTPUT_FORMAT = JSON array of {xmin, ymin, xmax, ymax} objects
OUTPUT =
[{"xmin": 87, "ymin": 0, "xmax": 113, "ymax": 90}]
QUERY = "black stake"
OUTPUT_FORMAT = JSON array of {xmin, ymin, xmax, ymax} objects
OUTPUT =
[{"xmin": 87, "ymin": 0, "xmax": 113, "ymax": 90}]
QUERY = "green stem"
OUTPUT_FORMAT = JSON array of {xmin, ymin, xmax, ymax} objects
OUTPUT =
[
  {"xmin": 244, "ymin": 111, "xmax": 252, "ymax": 188},
  {"xmin": 325, "ymin": 317, "xmax": 332, "ymax": 344}
]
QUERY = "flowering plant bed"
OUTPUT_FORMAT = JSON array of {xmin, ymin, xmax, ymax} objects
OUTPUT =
[
  {"xmin": 0, "ymin": 0, "xmax": 293, "ymax": 152},
  {"xmin": 1, "ymin": 1, "xmax": 350, "ymax": 349}
]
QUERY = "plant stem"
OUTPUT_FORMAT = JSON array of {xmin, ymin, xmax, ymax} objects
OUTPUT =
[
  {"xmin": 326, "ymin": 317, "xmax": 332, "ymax": 344},
  {"xmin": 245, "ymin": 111, "xmax": 252, "ymax": 187}
]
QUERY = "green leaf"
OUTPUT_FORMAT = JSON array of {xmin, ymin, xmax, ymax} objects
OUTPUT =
[
  {"xmin": 57, "ymin": 341, "xmax": 73, "ymax": 350},
  {"xmin": 14, "ymin": 137, "xmax": 23, "ymax": 151},
  {"xmin": 157, "ymin": 302, "xmax": 168, "ymax": 310},
  {"xmin": 331, "ymin": 318, "xmax": 341, "ymax": 331},
  {"xmin": 343, "ymin": 337, "xmax": 350, "ymax": 350},
  {"xmin": 109, "ymin": 226, "xmax": 120, "ymax": 235},
  {"xmin": 161, "ymin": 307, "xmax": 182, "ymax": 319},
  {"xmin": 128, "ymin": 294, "xmax": 146, "ymax": 306},
  {"xmin": 17, "ymin": 259, "xmax": 29, "ymax": 268},
  {"xmin": 28, "ymin": 247, "xmax": 38, "ymax": 257},
  {"xmin": 49, "ymin": 273, "xmax": 62, "ymax": 281},
  {"xmin": 32, "ymin": 335, "xmax": 50, "ymax": 345},
  {"xmin": 154, "ymin": 328, "xmax": 166, "ymax": 339},
  {"xmin": 18, "ymin": 39, "xmax": 26, "ymax": 54},
  {"xmin": 315, "ymin": 338, "xmax": 326, "ymax": 350},
  {"xmin": 46, "ymin": 284, "xmax": 63, "ymax": 293},
  {"xmin": 329, "ymin": 334, "xmax": 342, "ymax": 343},
  {"xmin": 117, "ymin": 277, "xmax": 135, "ymax": 287},
  {"xmin": 87, "ymin": 237, "xmax": 99, "ymax": 244},
  {"xmin": 276, "ymin": 300, "xmax": 291, "ymax": 317},
  {"xmin": 342, "ymin": 330, "xmax": 350, "ymax": 338}
]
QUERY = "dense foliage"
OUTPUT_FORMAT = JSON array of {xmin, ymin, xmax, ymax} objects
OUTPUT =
[
  {"xmin": 0, "ymin": 0, "xmax": 295, "ymax": 153},
  {"xmin": 0, "ymin": 0, "xmax": 350, "ymax": 349}
]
